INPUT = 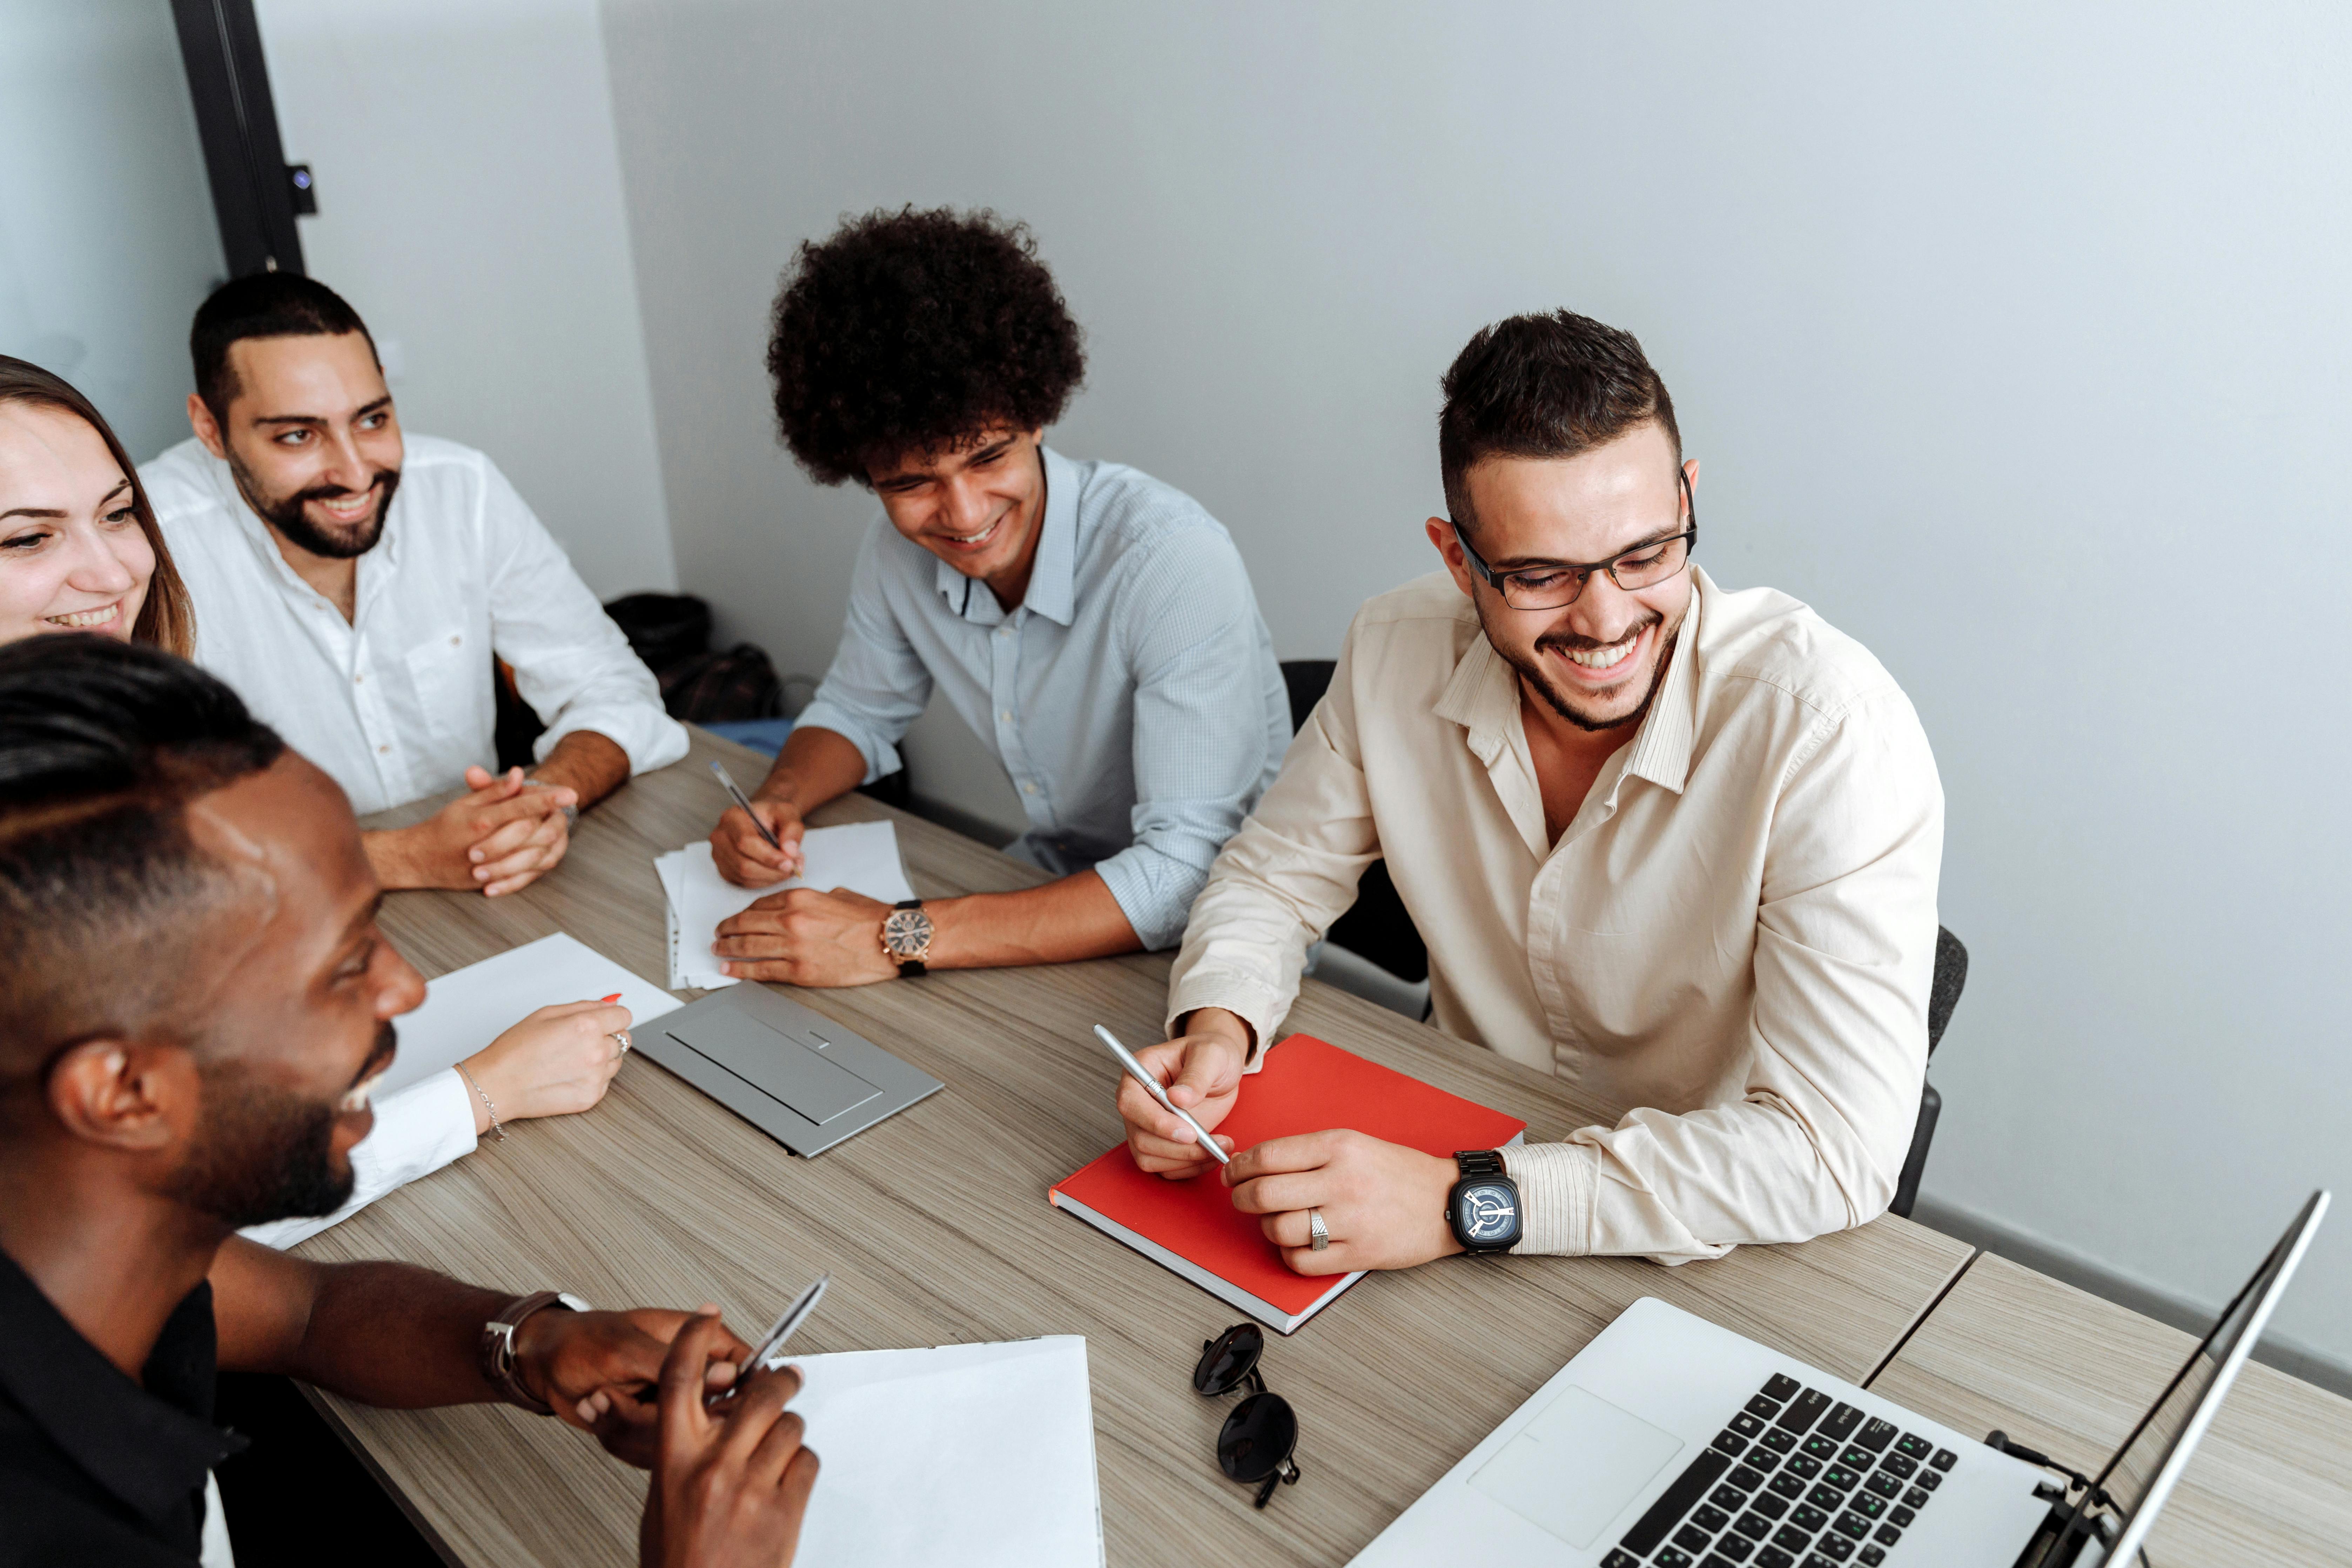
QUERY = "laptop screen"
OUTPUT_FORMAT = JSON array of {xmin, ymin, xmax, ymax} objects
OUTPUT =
[{"xmin": 2032, "ymin": 1190, "xmax": 2321, "ymax": 1564}]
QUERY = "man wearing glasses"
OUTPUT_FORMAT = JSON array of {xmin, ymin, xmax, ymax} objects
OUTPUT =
[{"xmin": 1115, "ymin": 310, "xmax": 1943, "ymax": 1274}]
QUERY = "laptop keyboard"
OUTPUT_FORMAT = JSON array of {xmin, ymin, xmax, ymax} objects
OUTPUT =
[{"xmin": 1600, "ymin": 1373, "xmax": 1959, "ymax": 1568}]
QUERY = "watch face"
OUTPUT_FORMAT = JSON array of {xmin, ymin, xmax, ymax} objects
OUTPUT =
[
  {"xmin": 881, "ymin": 907, "xmax": 931, "ymax": 958},
  {"xmin": 1456, "ymin": 1181, "xmax": 1519, "ymax": 1245}
]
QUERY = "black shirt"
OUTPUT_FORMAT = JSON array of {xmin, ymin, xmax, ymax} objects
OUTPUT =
[{"xmin": 0, "ymin": 1247, "xmax": 246, "ymax": 1567}]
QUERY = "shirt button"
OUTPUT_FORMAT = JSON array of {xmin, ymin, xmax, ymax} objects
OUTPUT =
[
  {"xmin": 378, "ymin": 744, "xmax": 390, "ymax": 754},
  {"xmin": 450, "ymin": 634, "xmax": 462, "ymax": 646},
  {"xmin": 996, "ymin": 626, "xmax": 1012, "ymax": 639},
  {"xmin": 354, "ymin": 673, "xmax": 364, "ymax": 685},
  {"xmin": 999, "ymin": 710, "xmax": 1013, "ymax": 722},
  {"xmin": 1022, "ymin": 782, "xmax": 1038, "ymax": 795}
]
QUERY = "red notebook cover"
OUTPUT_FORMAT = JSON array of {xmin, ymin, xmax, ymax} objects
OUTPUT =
[{"xmin": 1049, "ymin": 1034, "xmax": 1526, "ymax": 1330}]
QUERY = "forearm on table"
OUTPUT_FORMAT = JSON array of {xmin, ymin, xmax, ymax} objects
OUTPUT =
[
  {"xmin": 751, "ymin": 725, "xmax": 868, "ymax": 815},
  {"xmin": 360, "ymin": 824, "xmax": 431, "ymax": 890},
  {"xmin": 210, "ymin": 1240, "xmax": 506, "ymax": 1407},
  {"xmin": 924, "ymin": 869, "xmax": 1142, "ymax": 969},
  {"xmin": 529, "ymin": 729, "xmax": 631, "ymax": 809}
]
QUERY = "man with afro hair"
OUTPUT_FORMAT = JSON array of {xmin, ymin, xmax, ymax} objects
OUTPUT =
[{"xmin": 709, "ymin": 207, "xmax": 1289, "ymax": 985}]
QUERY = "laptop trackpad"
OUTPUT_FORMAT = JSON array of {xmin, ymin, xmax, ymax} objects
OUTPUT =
[
  {"xmin": 663, "ymin": 1009, "xmax": 882, "ymax": 1125},
  {"xmin": 1467, "ymin": 1385, "xmax": 1684, "ymax": 1548}
]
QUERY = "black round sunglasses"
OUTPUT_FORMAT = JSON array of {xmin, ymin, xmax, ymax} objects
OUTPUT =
[{"xmin": 1193, "ymin": 1323, "xmax": 1303, "ymax": 1509}]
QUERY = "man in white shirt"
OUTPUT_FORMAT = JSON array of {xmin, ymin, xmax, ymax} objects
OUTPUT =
[
  {"xmin": 143, "ymin": 273, "xmax": 687, "ymax": 1243},
  {"xmin": 1116, "ymin": 311, "xmax": 1943, "ymax": 1271},
  {"xmin": 143, "ymin": 273, "xmax": 688, "ymax": 897}
]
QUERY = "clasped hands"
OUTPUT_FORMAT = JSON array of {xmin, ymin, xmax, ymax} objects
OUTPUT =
[
  {"xmin": 372, "ymin": 764, "xmax": 576, "ymax": 897},
  {"xmin": 1116, "ymin": 1008, "xmax": 1467, "ymax": 1274},
  {"xmin": 707, "ymin": 795, "xmax": 901, "ymax": 986},
  {"xmin": 509, "ymin": 1306, "xmax": 818, "ymax": 1566}
]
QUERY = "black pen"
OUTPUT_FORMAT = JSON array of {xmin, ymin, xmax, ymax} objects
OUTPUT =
[{"xmin": 710, "ymin": 1274, "xmax": 829, "ymax": 1406}]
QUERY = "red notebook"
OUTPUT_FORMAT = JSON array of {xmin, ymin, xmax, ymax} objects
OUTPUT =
[{"xmin": 1048, "ymin": 1034, "xmax": 1526, "ymax": 1333}]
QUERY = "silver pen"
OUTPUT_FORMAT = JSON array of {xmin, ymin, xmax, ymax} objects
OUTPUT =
[
  {"xmin": 1092, "ymin": 1024, "xmax": 1230, "ymax": 1166},
  {"xmin": 709, "ymin": 760, "xmax": 786, "ymax": 854},
  {"xmin": 711, "ymin": 1274, "xmax": 829, "ymax": 1405}
]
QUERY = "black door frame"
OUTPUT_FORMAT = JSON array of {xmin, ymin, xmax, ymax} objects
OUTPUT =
[{"xmin": 170, "ymin": 0, "xmax": 305, "ymax": 277}]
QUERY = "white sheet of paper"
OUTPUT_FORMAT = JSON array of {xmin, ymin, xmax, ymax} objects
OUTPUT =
[
  {"xmin": 376, "ymin": 933, "xmax": 681, "ymax": 1099},
  {"xmin": 784, "ymin": 1336, "xmax": 1102, "ymax": 1567},
  {"xmin": 663, "ymin": 822, "xmax": 917, "ymax": 989}
]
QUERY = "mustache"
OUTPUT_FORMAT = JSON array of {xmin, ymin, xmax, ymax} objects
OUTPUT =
[
  {"xmin": 1536, "ymin": 610, "xmax": 1662, "ymax": 654},
  {"xmin": 347, "ymin": 1021, "xmax": 398, "ymax": 1092},
  {"xmin": 294, "ymin": 470, "xmax": 399, "ymax": 510}
]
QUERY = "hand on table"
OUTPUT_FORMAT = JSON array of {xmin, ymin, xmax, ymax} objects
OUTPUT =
[
  {"xmin": 1116, "ymin": 1010, "xmax": 1254, "ymax": 1178},
  {"xmin": 460, "ymin": 999, "xmax": 633, "ymax": 1132},
  {"xmin": 511, "ymin": 1304, "xmax": 753, "ymax": 1470},
  {"xmin": 367, "ymin": 765, "xmax": 575, "ymax": 896},
  {"xmin": 713, "ymin": 887, "xmax": 897, "ymax": 987},
  {"xmin": 1223, "ymin": 1130, "xmax": 1464, "ymax": 1276},
  {"xmin": 639, "ymin": 1311, "xmax": 820, "ymax": 1568},
  {"xmin": 710, "ymin": 797, "xmax": 806, "ymax": 887}
]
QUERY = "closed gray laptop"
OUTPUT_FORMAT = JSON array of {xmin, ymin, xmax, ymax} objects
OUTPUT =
[{"xmin": 634, "ymin": 985, "xmax": 942, "ymax": 1156}]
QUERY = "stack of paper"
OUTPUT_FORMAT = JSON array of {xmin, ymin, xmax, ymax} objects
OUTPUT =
[
  {"xmin": 654, "ymin": 821, "xmax": 918, "ymax": 989},
  {"xmin": 784, "ymin": 1336, "xmax": 1102, "ymax": 1567}
]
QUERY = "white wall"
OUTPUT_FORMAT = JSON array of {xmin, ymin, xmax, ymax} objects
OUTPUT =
[
  {"xmin": 253, "ymin": 0, "xmax": 676, "ymax": 598},
  {"xmin": 0, "ymin": 0, "xmax": 224, "ymax": 460},
  {"xmin": 600, "ymin": 1, "xmax": 2352, "ymax": 1373}
]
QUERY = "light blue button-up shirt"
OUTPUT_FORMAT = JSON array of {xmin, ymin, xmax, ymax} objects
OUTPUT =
[{"xmin": 794, "ymin": 446, "xmax": 1289, "ymax": 949}]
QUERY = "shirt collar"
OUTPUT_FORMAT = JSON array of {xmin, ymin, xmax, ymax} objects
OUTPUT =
[
  {"xmin": 0, "ymin": 1247, "xmax": 243, "ymax": 1523},
  {"xmin": 929, "ymin": 444, "xmax": 1080, "ymax": 627},
  {"xmin": 1432, "ymin": 565, "xmax": 1709, "ymax": 795}
]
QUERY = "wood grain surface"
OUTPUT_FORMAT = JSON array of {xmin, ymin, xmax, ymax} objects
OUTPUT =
[
  {"xmin": 1867, "ymin": 1250, "xmax": 2352, "ymax": 1565},
  {"xmin": 304, "ymin": 726, "xmax": 1973, "ymax": 1567}
]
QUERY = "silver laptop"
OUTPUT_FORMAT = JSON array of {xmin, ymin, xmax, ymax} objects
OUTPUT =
[
  {"xmin": 1353, "ymin": 1190, "xmax": 2329, "ymax": 1568},
  {"xmin": 633, "ymin": 984, "xmax": 943, "ymax": 1157}
]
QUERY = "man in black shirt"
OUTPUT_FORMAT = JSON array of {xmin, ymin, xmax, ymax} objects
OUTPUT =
[{"xmin": 0, "ymin": 638, "xmax": 819, "ymax": 1567}]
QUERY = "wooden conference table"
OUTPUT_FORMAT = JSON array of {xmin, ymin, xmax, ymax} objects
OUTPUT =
[{"xmin": 311, "ymin": 728, "xmax": 2344, "ymax": 1565}]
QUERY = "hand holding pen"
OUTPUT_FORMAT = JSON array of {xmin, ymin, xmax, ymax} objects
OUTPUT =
[
  {"xmin": 1098, "ymin": 1020, "xmax": 1249, "ymax": 1177},
  {"xmin": 708, "ymin": 761, "xmax": 809, "ymax": 888}
]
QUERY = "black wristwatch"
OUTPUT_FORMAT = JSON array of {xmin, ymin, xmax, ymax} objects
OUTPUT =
[
  {"xmin": 1445, "ymin": 1150, "xmax": 1523, "ymax": 1253},
  {"xmin": 879, "ymin": 899, "xmax": 933, "ymax": 977}
]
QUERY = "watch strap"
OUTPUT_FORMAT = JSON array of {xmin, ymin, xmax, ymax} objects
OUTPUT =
[
  {"xmin": 1454, "ymin": 1149, "xmax": 1508, "ymax": 1180},
  {"xmin": 479, "ymin": 1290, "xmax": 589, "ymax": 1415}
]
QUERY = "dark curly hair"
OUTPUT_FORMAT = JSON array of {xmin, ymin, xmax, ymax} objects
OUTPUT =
[{"xmin": 766, "ymin": 207, "xmax": 1087, "ymax": 486}]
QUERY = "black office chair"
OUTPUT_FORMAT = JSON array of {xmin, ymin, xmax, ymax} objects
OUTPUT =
[
  {"xmin": 1279, "ymin": 661, "xmax": 1429, "ymax": 985},
  {"xmin": 1889, "ymin": 927, "xmax": 1968, "ymax": 1219}
]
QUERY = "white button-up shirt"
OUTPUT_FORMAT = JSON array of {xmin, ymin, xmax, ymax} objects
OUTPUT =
[
  {"xmin": 142, "ymin": 433, "xmax": 687, "ymax": 816},
  {"xmin": 1168, "ymin": 567, "xmax": 1943, "ymax": 1261},
  {"xmin": 145, "ymin": 434, "xmax": 687, "ymax": 1241}
]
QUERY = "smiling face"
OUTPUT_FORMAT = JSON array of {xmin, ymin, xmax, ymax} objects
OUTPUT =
[
  {"xmin": 166, "ymin": 752, "xmax": 425, "ymax": 1225},
  {"xmin": 189, "ymin": 331, "xmax": 403, "ymax": 561},
  {"xmin": 0, "ymin": 402, "xmax": 154, "ymax": 645},
  {"xmin": 1429, "ymin": 421, "xmax": 1698, "ymax": 733},
  {"xmin": 867, "ymin": 425, "xmax": 1048, "ymax": 603}
]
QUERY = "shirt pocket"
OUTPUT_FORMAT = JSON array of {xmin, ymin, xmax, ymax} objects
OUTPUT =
[{"xmin": 402, "ymin": 627, "xmax": 484, "ymax": 752}]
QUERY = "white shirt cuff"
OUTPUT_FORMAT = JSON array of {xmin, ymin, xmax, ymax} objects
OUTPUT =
[
  {"xmin": 1502, "ymin": 1142, "xmax": 1595, "ymax": 1256},
  {"xmin": 238, "ymin": 1069, "xmax": 479, "ymax": 1249}
]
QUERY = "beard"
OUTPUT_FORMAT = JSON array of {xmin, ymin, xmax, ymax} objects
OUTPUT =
[
  {"xmin": 1493, "ymin": 605, "xmax": 1685, "ymax": 734},
  {"xmin": 169, "ymin": 1022, "xmax": 396, "ymax": 1228},
  {"xmin": 227, "ymin": 446, "xmax": 401, "ymax": 559}
]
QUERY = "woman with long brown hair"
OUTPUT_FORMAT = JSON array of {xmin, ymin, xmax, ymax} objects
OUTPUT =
[{"xmin": 0, "ymin": 355, "xmax": 195, "ymax": 655}]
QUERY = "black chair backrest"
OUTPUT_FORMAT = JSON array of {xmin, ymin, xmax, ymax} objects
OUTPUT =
[
  {"xmin": 1927, "ymin": 926, "xmax": 1968, "ymax": 1056},
  {"xmin": 1281, "ymin": 659, "xmax": 1337, "ymax": 734}
]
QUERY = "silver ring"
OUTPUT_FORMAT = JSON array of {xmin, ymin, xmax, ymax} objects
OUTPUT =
[
  {"xmin": 1307, "ymin": 1208, "xmax": 1329, "ymax": 1251},
  {"xmin": 611, "ymin": 1030, "xmax": 632, "ymax": 1053}
]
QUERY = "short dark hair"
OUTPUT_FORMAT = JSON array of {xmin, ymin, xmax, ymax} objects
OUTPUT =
[
  {"xmin": 190, "ymin": 272, "xmax": 377, "ymax": 426},
  {"xmin": 1438, "ymin": 310, "xmax": 1680, "ymax": 531},
  {"xmin": 766, "ymin": 206, "xmax": 1087, "ymax": 486},
  {"xmin": 0, "ymin": 638, "xmax": 285, "ymax": 1101}
]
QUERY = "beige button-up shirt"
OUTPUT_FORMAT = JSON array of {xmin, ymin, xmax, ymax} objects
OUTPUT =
[{"xmin": 1167, "ymin": 567, "xmax": 1942, "ymax": 1261}]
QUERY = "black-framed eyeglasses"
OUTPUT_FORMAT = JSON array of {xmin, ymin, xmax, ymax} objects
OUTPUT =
[
  {"xmin": 1192, "ymin": 1323, "xmax": 1302, "ymax": 1509},
  {"xmin": 1451, "ymin": 469, "xmax": 1698, "ymax": 611}
]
